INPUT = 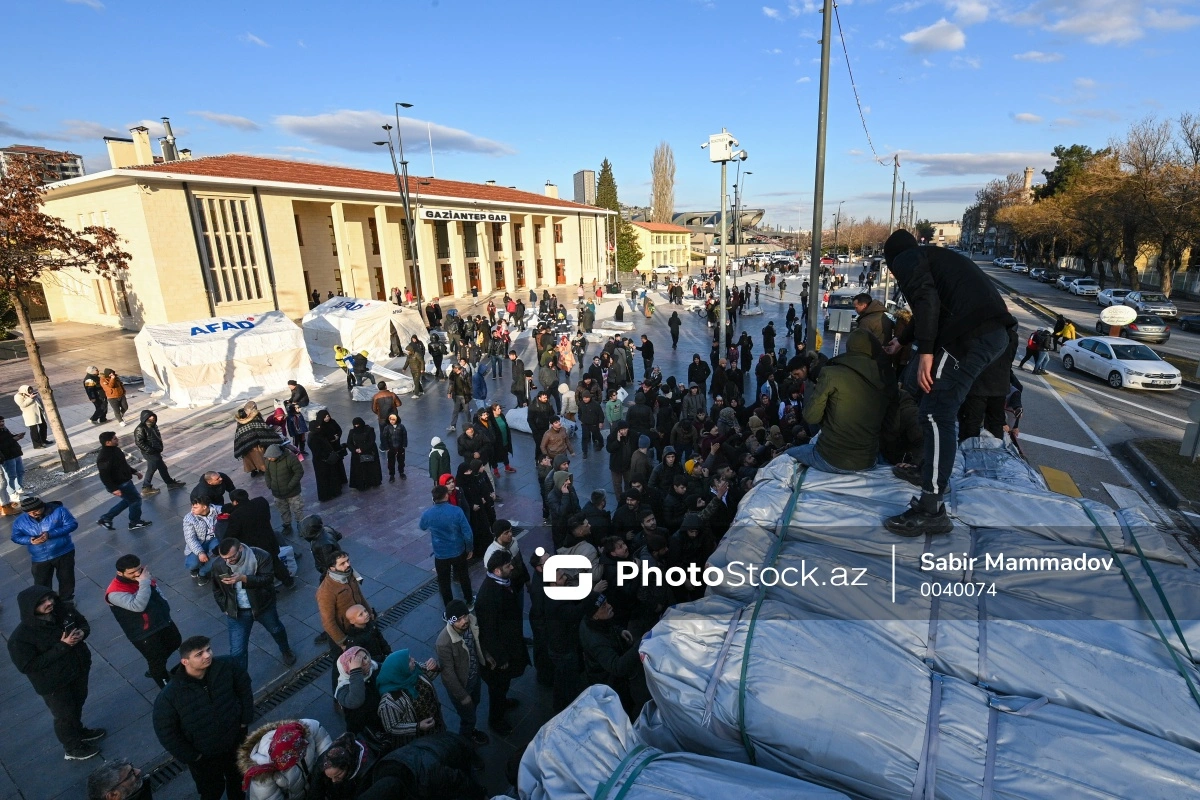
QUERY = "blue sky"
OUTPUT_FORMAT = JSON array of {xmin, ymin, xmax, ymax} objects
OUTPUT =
[{"xmin": 3, "ymin": 0, "xmax": 1197, "ymax": 228}]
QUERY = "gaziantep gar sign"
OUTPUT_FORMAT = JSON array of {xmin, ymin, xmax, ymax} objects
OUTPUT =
[{"xmin": 418, "ymin": 207, "xmax": 510, "ymax": 223}]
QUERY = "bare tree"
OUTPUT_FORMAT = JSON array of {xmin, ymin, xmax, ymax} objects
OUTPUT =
[
  {"xmin": 0, "ymin": 157, "xmax": 129, "ymax": 472},
  {"xmin": 650, "ymin": 142, "xmax": 676, "ymax": 224}
]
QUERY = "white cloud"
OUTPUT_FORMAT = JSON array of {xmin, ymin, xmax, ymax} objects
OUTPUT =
[
  {"xmin": 1052, "ymin": 117, "xmax": 1082, "ymax": 126},
  {"xmin": 796, "ymin": 76, "xmax": 812, "ymax": 82},
  {"xmin": 857, "ymin": 183, "xmax": 982, "ymax": 203},
  {"xmin": 297, "ymin": 39, "xmax": 306, "ymax": 48},
  {"xmin": 1073, "ymin": 76, "xmax": 1096, "ymax": 90},
  {"xmin": 788, "ymin": 0, "xmax": 819, "ymax": 13},
  {"xmin": 239, "ymin": 32, "xmax": 269, "ymax": 47},
  {"xmin": 1012, "ymin": 0, "xmax": 1200, "ymax": 45},
  {"xmin": 1013, "ymin": 50, "xmax": 1063, "ymax": 62},
  {"xmin": 948, "ymin": 0, "xmax": 988, "ymax": 24},
  {"xmin": 1076, "ymin": 107, "xmax": 1122, "ymax": 121},
  {"xmin": 889, "ymin": 0, "xmax": 928, "ymax": 12},
  {"xmin": 62, "ymin": 119, "xmax": 123, "ymax": 140},
  {"xmin": 763, "ymin": 6, "xmax": 782, "ymax": 18},
  {"xmin": 277, "ymin": 145, "xmax": 317, "ymax": 153},
  {"xmin": 190, "ymin": 111, "xmax": 260, "ymax": 132},
  {"xmin": 275, "ymin": 109, "xmax": 515, "ymax": 156},
  {"xmin": 848, "ymin": 148, "xmax": 864, "ymax": 155},
  {"xmin": 900, "ymin": 150, "xmax": 1053, "ymax": 176},
  {"xmin": 1012, "ymin": 112, "xmax": 1043, "ymax": 123},
  {"xmin": 1146, "ymin": 7, "xmax": 1200, "ymax": 30},
  {"xmin": 765, "ymin": 48, "xmax": 783, "ymax": 54},
  {"xmin": 65, "ymin": 0, "xmax": 104, "ymax": 9},
  {"xmin": 901, "ymin": 18, "xmax": 966, "ymax": 51},
  {"xmin": 951, "ymin": 55, "xmax": 981, "ymax": 68}
]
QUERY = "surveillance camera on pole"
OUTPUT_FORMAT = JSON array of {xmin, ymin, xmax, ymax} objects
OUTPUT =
[{"xmin": 703, "ymin": 129, "xmax": 744, "ymax": 348}]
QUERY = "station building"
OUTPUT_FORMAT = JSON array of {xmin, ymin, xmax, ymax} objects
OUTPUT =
[
  {"xmin": 629, "ymin": 221, "xmax": 692, "ymax": 275},
  {"xmin": 37, "ymin": 131, "xmax": 611, "ymax": 329}
]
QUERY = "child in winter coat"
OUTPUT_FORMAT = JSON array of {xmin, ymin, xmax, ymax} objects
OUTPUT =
[{"xmin": 285, "ymin": 404, "xmax": 308, "ymax": 454}]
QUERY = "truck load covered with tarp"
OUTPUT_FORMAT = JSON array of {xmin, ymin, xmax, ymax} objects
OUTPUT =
[
  {"xmin": 520, "ymin": 685, "xmax": 848, "ymax": 800},
  {"xmin": 134, "ymin": 311, "xmax": 315, "ymax": 407},
  {"xmin": 630, "ymin": 439, "xmax": 1200, "ymax": 799},
  {"xmin": 302, "ymin": 297, "xmax": 428, "ymax": 368}
]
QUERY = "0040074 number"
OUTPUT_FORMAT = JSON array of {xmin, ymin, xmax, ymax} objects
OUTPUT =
[{"xmin": 920, "ymin": 582, "xmax": 998, "ymax": 598}]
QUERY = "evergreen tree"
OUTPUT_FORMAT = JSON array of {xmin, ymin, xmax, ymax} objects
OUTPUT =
[{"xmin": 596, "ymin": 158, "xmax": 642, "ymax": 273}]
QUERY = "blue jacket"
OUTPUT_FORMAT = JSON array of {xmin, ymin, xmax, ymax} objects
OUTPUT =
[
  {"xmin": 472, "ymin": 366, "xmax": 488, "ymax": 402},
  {"xmin": 10, "ymin": 502, "xmax": 78, "ymax": 563},
  {"xmin": 419, "ymin": 501, "xmax": 473, "ymax": 559}
]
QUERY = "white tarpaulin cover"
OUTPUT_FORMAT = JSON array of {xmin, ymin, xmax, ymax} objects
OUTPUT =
[
  {"xmin": 633, "ymin": 438, "xmax": 1200, "ymax": 799},
  {"xmin": 134, "ymin": 311, "xmax": 315, "ymax": 408},
  {"xmin": 301, "ymin": 297, "xmax": 428, "ymax": 368},
  {"xmin": 519, "ymin": 686, "xmax": 847, "ymax": 800}
]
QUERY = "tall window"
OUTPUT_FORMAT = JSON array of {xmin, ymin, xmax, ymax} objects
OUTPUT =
[
  {"xmin": 535, "ymin": 225, "xmax": 542, "ymax": 245},
  {"xmin": 294, "ymin": 214, "xmax": 304, "ymax": 246},
  {"xmin": 492, "ymin": 222, "xmax": 504, "ymax": 251},
  {"xmin": 327, "ymin": 216, "xmax": 338, "ymax": 255},
  {"xmin": 435, "ymin": 222, "xmax": 450, "ymax": 258},
  {"xmin": 367, "ymin": 217, "xmax": 380, "ymax": 255},
  {"xmin": 196, "ymin": 196, "xmax": 265, "ymax": 304},
  {"xmin": 514, "ymin": 224, "xmax": 524, "ymax": 251},
  {"xmin": 554, "ymin": 223, "xmax": 563, "ymax": 244},
  {"xmin": 464, "ymin": 223, "xmax": 479, "ymax": 258}
]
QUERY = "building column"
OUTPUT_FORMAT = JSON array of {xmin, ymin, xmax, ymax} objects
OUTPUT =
[
  {"xmin": 448, "ymin": 222, "xmax": 468, "ymax": 298},
  {"xmin": 479, "ymin": 221, "xmax": 496, "ymax": 296},
  {"xmin": 414, "ymin": 217, "xmax": 439, "ymax": 300},
  {"xmin": 501, "ymin": 220, "xmax": 515, "ymax": 294},
  {"xmin": 374, "ymin": 204, "xmax": 405, "ymax": 299},
  {"xmin": 330, "ymin": 202, "xmax": 358, "ymax": 297}
]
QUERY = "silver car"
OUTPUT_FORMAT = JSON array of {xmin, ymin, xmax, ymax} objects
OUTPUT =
[
  {"xmin": 1124, "ymin": 291, "xmax": 1178, "ymax": 319},
  {"xmin": 1096, "ymin": 288, "xmax": 1131, "ymax": 308}
]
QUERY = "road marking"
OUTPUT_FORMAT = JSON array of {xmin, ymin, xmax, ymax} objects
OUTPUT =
[
  {"xmin": 1049, "ymin": 373, "xmax": 1189, "ymax": 425},
  {"xmin": 1101, "ymin": 482, "xmax": 1167, "ymax": 524},
  {"xmin": 1033, "ymin": 372, "xmax": 1168, "ymax": 517},
  {"xmin": 1039, "ymin": 465, "xmax": 1083, "ymax": 497},
  {"xmin": 1042, "ymin": 373, "xmax": 1079, "ymax": 395},
  {"xmin": 1018, "ymin": 433, "xmax": 1108, "ymax": 459}
]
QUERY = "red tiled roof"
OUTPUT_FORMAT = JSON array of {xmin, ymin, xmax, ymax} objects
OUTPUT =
[
  {"xmin": 2, "ymin": 144, "xmax": 81, "ymax": 157},
  {"xmin": 126, "ymin": 154, "xmax": 602, "ymax": 212},
  {"xmin": 632, "ymin": 221, "xmax": 691, "ymax": 233}
]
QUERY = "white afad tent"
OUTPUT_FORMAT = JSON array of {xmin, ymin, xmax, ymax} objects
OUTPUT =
[
  {"xmin": 301, "ymin": 297, "xmax": 428, "ymax": 368},
  {"xmin": 134, "ymin": 311, "xmax": 316, "ymax": 407}
]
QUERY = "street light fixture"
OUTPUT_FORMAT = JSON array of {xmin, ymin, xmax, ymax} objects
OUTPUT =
[
  {"xmin": 734, "ymin": 168, "xmax": 752, "ymax": 269},
  {"xmin": 374, "ymin": 102, "xmax": 425, "ymax": 321},
  {"xmin": 702, "ymin": 129, "xmax": 747, "ymax": 349}
]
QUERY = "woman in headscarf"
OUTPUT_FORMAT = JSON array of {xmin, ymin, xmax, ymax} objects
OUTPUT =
[
  {"xmin": 233, "ymin": 401, "xmax": 283, "ymax": 477},
  {"xmin": 556, "ymin": 334, "xmax": 575, "ymax": 377},
  {"xmin": 380, "ymin": 412, "xmax": 408, "ymax": 483},
  {"xmin": 437, "ymin": 473, "xmax": 467, "ymax": 508},
  {"xmin": 308, "ymin": 410, "xmax": 346, "ymax": 502},
  {"xmin": 238, "ymin": 718, "xmax": 333, "ymax": 800},
  {"xmin": 376, "ymin": 649, "xmax": 445, "ymax": 748},
  {"xmin": 333, "ymin": 646, "xmax": 385, "ymax": 738},
  {"xmin": 455, "ymin": 459, "xmax": 495, "ymax": 557},
  {"xmin": 265, "ymin": 405, "xmax": 288, "ymax": 440},
  {"xmin": 487, "ymin": 402, "xmax": 516, "ymax": 475},
  {"xmin": 346, "ymin": 417, "xmax": 383, "ymax": 491}
]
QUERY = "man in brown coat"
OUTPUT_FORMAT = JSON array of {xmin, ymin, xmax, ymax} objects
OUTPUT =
[
  {"xmin": 539, "ymin": 416, "xmax": 574, "ymax": 461},
  {"xmin": 434, "ymin": 598, "xmax": 489, "ymax": 746},
  {"xmin": 315, "ymin": 551, "xmax": 371, "ymax": 652}
]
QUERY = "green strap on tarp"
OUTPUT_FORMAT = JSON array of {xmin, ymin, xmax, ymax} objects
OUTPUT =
[
  {"xmin": 1078, "ymin": 501, "xmax": 1200, "ymax": 712},
  {"xmin": 737, "ymin": 465, "xmax": 807, "ymax": 765},
  {"xmin": 594, "ymin": 744, "xmax": 649, "ymax": 800}
]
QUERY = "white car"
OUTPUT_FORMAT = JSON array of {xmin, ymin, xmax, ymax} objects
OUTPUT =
[
  {"xmin": 1010, "ymin": 262, "xmax": 1029, "ymax": 273},
  {"xmin": 1096, "ymin": 288, "xmax": 1131, "ymax": 307},
  {"xmin": 1055, "ymin": 274, "xmax": 1076, "ymax": 290},
  {"xmin": 1069, "ymin": 278, "xmax": 1100, "ymax": 296},
  {"xmin": 1059, "ymin": 336, "xmax": 1181, "ymax": 390}
]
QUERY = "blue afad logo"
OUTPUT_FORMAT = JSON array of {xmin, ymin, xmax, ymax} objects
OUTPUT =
[
  {"xmin": 190, "ymin": 320, "xmax": 256, "ymax": 336},
  {"xmin": 331, "ymin": 301, "xmax": 365, "ymax": 311}
]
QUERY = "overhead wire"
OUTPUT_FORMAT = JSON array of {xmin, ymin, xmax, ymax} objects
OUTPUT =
[{"xmin": 832, "ymin": 2, "xmax": 889, "ymax": 167}]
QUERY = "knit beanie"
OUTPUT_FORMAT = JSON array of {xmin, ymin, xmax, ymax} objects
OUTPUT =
[
  {"xmin": 638, "ymin": 435, "xmax": 651, "ymax": 449},
  {"xmin": 884, "ymin": 229, "xmax": 919, "ymax": 266}
]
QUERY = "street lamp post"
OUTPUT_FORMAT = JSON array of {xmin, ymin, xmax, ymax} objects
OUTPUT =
[
  {"xmin": 379, "ymin": 103, "xmax": 425, "ymax": 319},
  {"xmin": 833, "ymin": 200, "xmax": 844, "ymax": 258},
  {"xmin": 702, "ymin": 129, "xmax": 747, "ymax": 350},
  {"xmin": 805, "ymin": 0, "xmax": 834, "ymax": 350},
  {"xmin": 734, "ymin": 169, "xmax": 752, "ymax": 270}
]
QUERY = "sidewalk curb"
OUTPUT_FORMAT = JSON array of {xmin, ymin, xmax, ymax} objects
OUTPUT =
[
  {"xmin": 1120, "ymin": 439, "xmax": 1197, "ymax": 513},
  {"xmin": 984, "ymin": 270, "xmax": 1200, "ymax": 389}
]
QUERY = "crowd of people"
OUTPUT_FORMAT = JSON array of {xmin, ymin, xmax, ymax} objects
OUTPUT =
[{"xmin": 6, "ymin": 233, "xmax": 1027, "ymax": 800}]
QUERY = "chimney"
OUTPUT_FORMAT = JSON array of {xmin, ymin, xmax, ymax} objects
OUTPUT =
[
  {"xmin": 485, "ymin": 180, "xmax": 496, "ymax": 186},
  {"xmin": 1023, "ymin": 166, "xmax": 1034, "ymax": 191},
  {"xmin": 544, "ymin": 181, "xmax": 558, "ymax": 199},
  {"xmin": 160, "ymin": 117, "xmax": 178, "ymax": 161},
  {"xmin": 179, "ymin": 149, "xmax": 192, "ymax": 161},
  {"xmin": 104, "ymin": 136, "xmax": 136, "ymax": 169},
  {"xmin": 130, "ymin": 127, "xmax": 154, "ymax": 166}
]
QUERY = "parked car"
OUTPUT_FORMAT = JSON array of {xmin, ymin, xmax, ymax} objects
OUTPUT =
[
  {"xmin": 1029, "ymin": 267, "xmax": 1046, "ymax": 280},
  {"xmin": 1060, "ymin": 336, "xmax": 1181, "ymax": 390},
  {"xmin": 1123, "ymin": 291, "xmax": 1178, "ymax": 319},
  {"xmin": 1178, "ymin": 314, "xmax": 1200, "ymax": 333},
  {"xmin": 993, "ymin": 257, "xmax": 1013, "ymax": 267},
  {"xmin": 1094, "ymin": 314, "xmax": 1170, "ymax": 344},
  {"xmin": 1055, "ymin": 274, "xmax": 1075, "ymax": 290},
  {"xmin": 1096, "ymin": 288, "xmax": 1131, "ymax": 308},
  {"xmin": 1069, "ymin": 278, "xmax": 1100, "ymax": 296},
  {"xmin": 1040, "ymin": 271, "xmax": 1061, "ymax": 284},
  {"xmin": 1010, "ymin": 262, "xmax": 1029, "ymax": 273}
]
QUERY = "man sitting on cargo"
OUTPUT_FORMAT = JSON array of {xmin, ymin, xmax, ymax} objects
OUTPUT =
[{"xmin": 785, "ymin": 329, "xmax": 893, "ymax": 475}]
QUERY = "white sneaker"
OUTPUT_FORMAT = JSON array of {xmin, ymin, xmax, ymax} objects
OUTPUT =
[{"xmin": 118, "ymin": 421, "xmax": 127, "ymax": 427}]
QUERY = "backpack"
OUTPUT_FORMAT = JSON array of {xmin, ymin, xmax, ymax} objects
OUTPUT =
[
  {"xmin": 352, "ymin": 353, "xmax": 368, "ymax": 372},
  {"xmin": 1033, "ymin": 330, "xmax": 1050, "ymax": 350}
]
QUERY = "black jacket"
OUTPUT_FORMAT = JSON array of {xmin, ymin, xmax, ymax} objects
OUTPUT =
[
  {"xmin": 0, "ymin": 426, "xmax": 22, "ymax": 461},
  {"xmin": 190, "ymin": 472, "xmax": 235, "ymax": 505},
  {"xmin": 153, "ymin": 656, "xmax": 253, "ymax": 762},
  {"xmin": 606, "ymin": 424, "xmax": 634, "ymax": 474},
  {"xmin": 362, "ymin": 733, "xmax": 480, "ymax": 800},
  {"xmin": 580, "ymin": 500, "xmax": 612, "ymax": 544},
  {"xmin": 577, "ymin": 398, "xmax": 604, "ymax": 426},
  {"xmin": 289, "ymin": 384, "xmax": 310, "ymax": 407},
  {"xmin": 210, "ymin": 546, "xmax": 279, "ymax": 618},
  {"xmin": 687, "ymin": 359, "xmax": 711, "ymax": 391},
  {"xmin": 474, "ymin": 576, "xmax": 530, "ymax": 674},
  {"xmin": 133, "ymin": 410, "xmax": 164, "ymax": 456},
  {"xmin": 96, "ymin": 444, "xmax": 136, "ymax": 491},
  {"xmin": 225, "ymin": 497, "xmax": 280, "ymax": 557},
  {"xmin": 7, "ymin": 586, "xmax": 91, "ymax": 695},
  {"xmin": 890, "ymin": 245, "xmax": 1016, "ymax": 355},
  {"xmin": 299, "ymin": 515, "xmax": 343, "ymax": 577}
]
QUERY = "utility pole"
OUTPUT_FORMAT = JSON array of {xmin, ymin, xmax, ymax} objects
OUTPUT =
[
  {"xmin": 882, "ymin": 154, "xmax": 899, "ymax": 305},
  {"xmin": 703, "ymin": 129, "xmax": 746, "ymax": 351},
  {"xmin": 899, "ymin": 181, "xmax": 907, "ymax": 229},
  {"xmin": 806, "ymin": 0, "xmax": 834, "ymax": 351}
]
